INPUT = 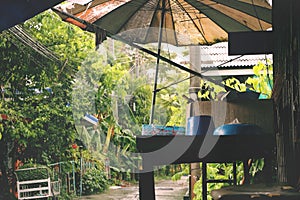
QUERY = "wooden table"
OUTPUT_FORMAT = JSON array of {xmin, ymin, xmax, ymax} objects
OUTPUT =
[
  {"xmin": 136, "ymin": 135, "xmax": 275, "ymax": 200},
  {"xmin": 211, "ymin": 184, "xmax": 300, "ymax": 200}
]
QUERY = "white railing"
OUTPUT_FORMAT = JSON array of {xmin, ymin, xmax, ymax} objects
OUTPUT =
[
  {"xmin": 16, "ymin": 166, "xmax": 62, "ymax": 199},
  {"xmin": 51, "ymin": 180, "xmax": 61, "ymax": 196},
  {"xmin": 17, "ymin": 178, "xmax": 51, "ymax": 200}
]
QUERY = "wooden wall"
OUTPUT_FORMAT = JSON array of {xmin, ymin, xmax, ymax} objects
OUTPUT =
[{"xmin": 189, "ymin": 100, "xmax": 274, "ymax": 135}]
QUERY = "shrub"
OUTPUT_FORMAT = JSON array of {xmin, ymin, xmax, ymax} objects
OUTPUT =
[
  {"xmin": 16, "ymin": 163, "xmax": 49, "ymax": 182},
  {"xmin": 81, "ymin": 168, "xmax": 108, "ymax": 195}
]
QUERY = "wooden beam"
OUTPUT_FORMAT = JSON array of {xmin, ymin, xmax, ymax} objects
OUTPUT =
[
  {"xmin": 228, "ymin": 31, "xmax": 273, "ymax": 55},
  {"xmin": 0, "ymin": 0, "xmax": 64, "ymax": 32}
]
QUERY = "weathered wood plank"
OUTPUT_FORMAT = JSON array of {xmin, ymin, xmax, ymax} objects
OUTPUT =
[
  {"xmin": 190, "ymin": 100, "xmax": 274, "ymax": 135},
  {"xmin": 273, "ymin": 0, "xmax": 300, "ymax": 186}
]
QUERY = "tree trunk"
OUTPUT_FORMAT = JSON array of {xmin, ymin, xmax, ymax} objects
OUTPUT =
[{"xmin": 0, "ymin": 136, "xmax": 14, "ymax": 199}]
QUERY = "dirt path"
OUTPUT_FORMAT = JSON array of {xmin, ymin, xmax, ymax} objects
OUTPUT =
[{"xmin": 76, "ymin": 176, "xmax": 188, "ymax": 200}]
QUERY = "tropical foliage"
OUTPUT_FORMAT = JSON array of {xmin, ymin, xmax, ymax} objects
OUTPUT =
[
  {"xmin": 223, "ymin": 61, "xmax": 273, "ymax": 98},
  {"xmin": 81, "ymin": 168, "xmax": 109, "ymax": 195},
  {"xmin": 0, "ymin": 7, "xmax": 274, "ymax": 200},
  {"xmin": 0, "ymin": 10, "xmax": 94, "ymax": 199},
  {"xmin": 192, "ymin": 163, "xmax": 243, "ymax": 200}
]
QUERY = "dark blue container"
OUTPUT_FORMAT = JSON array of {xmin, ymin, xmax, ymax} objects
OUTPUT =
[
  {"xmin": 213, "ymin": 123, "xmax": 263, "ymax": 136},
  {"xmin": 186, "ymin": 115, "xmax": 215, "ymax": 136}
]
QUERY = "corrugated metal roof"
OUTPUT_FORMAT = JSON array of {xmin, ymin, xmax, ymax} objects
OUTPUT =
[{"xmin": 200, "ymin": 42, "xmax": 272, "ymax": 68}]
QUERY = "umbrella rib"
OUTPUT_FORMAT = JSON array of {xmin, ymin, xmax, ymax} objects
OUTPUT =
[
  {"xmin": 250, "ymin": 0, "xmax": 263, "ymax": 30},
  {"xmin": 144, "ymin": 0, "xmax": 163, "ymax": 42},
  {"xmin": 174, "ymin": 0, "xmax": 209, "ymax": 44},
  {"xmin": 114, "ymin": 0, "xmax": 150, "ymax": 34},
  {"xmin": 93, "ymin": 0, "xmax": 150, "ymax": 34},
  {"xmin": 186, "ymin": 0, "xmax": 252, "ymax": 32},
  {"xmin": 168, "ymin": 0, "xmax": 179, "ymax": 46},
  {"xmin": 120, "ymin": 39, "xmax": 223, "ymax": 87},
  {"xmin": 211, "ymin": 0, "xmax": 271, "ymax": 24}
]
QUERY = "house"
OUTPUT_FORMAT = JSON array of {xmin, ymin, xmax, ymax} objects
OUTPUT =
[{"xmin": 199, "ymin": 42, "xmax": 273, "ymax": 79}]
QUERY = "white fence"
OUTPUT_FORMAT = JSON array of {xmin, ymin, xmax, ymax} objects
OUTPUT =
[
  {"xmin": 15, "ymin": 167, "xmax": 61, "ymax": 200},
  {"xmin": 17, "ymin": 178, "xmax": 51, "ymax": 199}
]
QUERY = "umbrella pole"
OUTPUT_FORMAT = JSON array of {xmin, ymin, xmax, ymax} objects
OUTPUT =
[{"xmin": 149, "ymin": 0, "xmax": 166, "ymax": 124}]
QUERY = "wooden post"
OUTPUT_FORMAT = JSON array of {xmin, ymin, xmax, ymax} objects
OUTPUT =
[
  {"xmin": 201, "ymin": 162, "xmax": 207, "ymax": 200},
  {"xmin": 189, "ymin": 46, "xmax": 202, "ymax": 199},
  {"xmin": 226, "ymin": 0, "xmax": 300, "ymax": 187},
  {"xmin": 139, "ymin": 156, "xmax": 155, "ymax": 200},
  {"xmin": 273, "ymin": 0, "xmax": 300, "ymax": 186}
]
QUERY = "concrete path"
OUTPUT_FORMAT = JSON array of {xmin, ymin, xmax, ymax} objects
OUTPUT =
[{"xmin": 76, "ymin": 176, "xmax": 188, "ymax": 200}]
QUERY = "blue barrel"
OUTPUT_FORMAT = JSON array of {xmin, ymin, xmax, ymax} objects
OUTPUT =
[
  {"xmin": 186, "ymin": 115, "xmax": 215, "ymax": 136},
  {"xmin": 213, "ymin": 123, "xmax": 263, "ymax": 136}
]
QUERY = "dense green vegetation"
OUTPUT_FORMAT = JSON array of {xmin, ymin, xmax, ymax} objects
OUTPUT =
[
  {"xmin": 0, "ymin": 10, "xmax": 94, "ymax": 199},
  {"xmin": 81, "ymin": 168, "xmax": 108, "ymax": 195},
  {"xmin": 0, "ymin": 8, "xmax": 273, "ymax": 200},
  {"xmin": 0, "ymin": 9, "xmax": 189, "ymax": 199}
]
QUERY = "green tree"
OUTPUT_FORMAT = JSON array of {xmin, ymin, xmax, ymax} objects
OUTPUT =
[
  {"xmin": 23, "ymin": 10, "xmax": 94, "ymax": 67},
  {"xmin": 0, "ymin": 10, "xmax": 95, "ymax": 198}
]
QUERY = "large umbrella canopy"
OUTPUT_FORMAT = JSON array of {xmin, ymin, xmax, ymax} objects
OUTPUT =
[
  {"xmin": 54, "ymin": 0, "xmax": 272, "ymax": 123},
  {"xmin": 54, "ymin": 0, "xmax": 272, "ymax": 46}
]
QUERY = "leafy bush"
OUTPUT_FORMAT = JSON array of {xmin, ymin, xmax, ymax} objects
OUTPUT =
[
  {"xmin": 172, "ymin": 164, "xmax": 189, "ymax": 181},
  {"xmin": 16, "ymin": 163, "xmax": 49, "ymax": 181},
  {"xmin": 223, "ymin": 62, "xmax": 273, "ymax": 99},
  {"xmin": 193, "ymin": 162, "xmax": 244, "ymax": 200},
  {"xmin": 81, "ymin": 168, "xmax": 108, "ymax": 195},
  {"xmin": 193, "ymin": 160, "xmax": 266, "ymax": 200}
]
